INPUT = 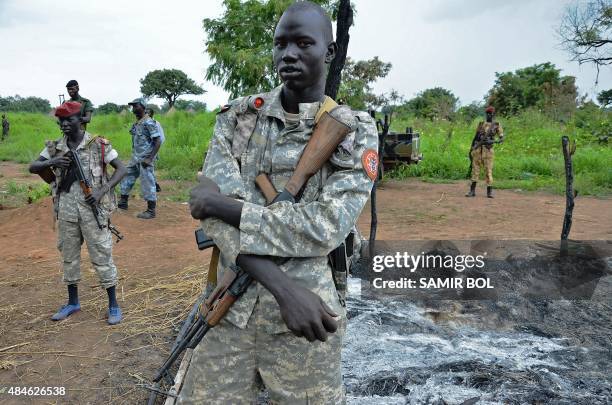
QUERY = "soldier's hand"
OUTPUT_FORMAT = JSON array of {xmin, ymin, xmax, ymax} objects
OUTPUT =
[
  {"xmin": 276, "ymin": 282, "xmax": 339, "ymax": 342},
  {"xmin": 86, "ymin": 188, "xmax": 106, "ymax": 206},
  {"xmin": 50, "ymin": 155, "xmax": 71, "ymax": 169},
  {"xmin": 189, "ymin": 177, "xmax": 220, "ymax": 219}
]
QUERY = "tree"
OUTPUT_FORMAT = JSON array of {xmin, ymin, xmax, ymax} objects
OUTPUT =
[
  {"xmin": 336, "ymin": 57, "xmax": 392, "ymax": 110},
  {"xmin": 203, "ymin": 0, "xmax": 354, "ymax": 99},
  {"xmin": 140, "ymin": 69, "xmax": 205, "ymax": 109},
  {"xmin": 96, "ymin": 102, "xmax": 122, "ymax": 115},
  {"xmin": 486, "ymin": 62, "xmax": 578, "ymax": 120},
  {"xmin": 163, "ymin": 99, "xmax": 208, "ymax": 112},
  {"xmin": 403, "ymin": 87, "xmax": 459, "ymax": 121},
  {"xmin": 325, "ymin": 0, "xmax": 353, "ymax": 99},
  {"xmin": 597, "ymin": 89, "xmax": 612, "ymax": 106},
  {"xmin": 0, "ymin": 95, "xmax": 51, "ymax": 113},
  {"xmin": 457, "ymin": 102, "xmax": 484, "ymax": 123},
  {"xmin": 558, "ymin": 0, "xmax": 611, "ymax": 82}
]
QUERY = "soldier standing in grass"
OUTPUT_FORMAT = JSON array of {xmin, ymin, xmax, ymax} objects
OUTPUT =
[
  {"xmin": 180, "ymin": 1, "xmax": 378, "ymax": 403},
  {"xmin": 118, "ymin": 98, "xmax": 161, "ymax": 219},
  {"xmin": 28, "ymin": 102, "xmax": 127, "ymax": 325},
  {"xmin": 145, "ymin": 107, "xmax": 165, "ymax": 193},
  {"xmin": 466, "ymin": 106, "xmax": 504, "ymax": 198},
  {"xmin": 65, "ymin": 80, "xmax": 94, "ymax": 129},
  {"xmin": 1, "ymin": 114, "xmax": 9, "ymax": 140}
]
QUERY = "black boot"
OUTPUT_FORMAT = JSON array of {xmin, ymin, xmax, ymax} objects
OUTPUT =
[
  {"xmin": 118, "ymin": 194, "xmax": 129, "ymax": 210},
  {"xmin": 137, "ymin": 200, "xmax": 156, "ymax": 219},
  {"xmin": 487, "ymin": 186, "xmax": 494, "ymax": 198},
  {"xmin": 155, "ymin": 182, "xmax": 162, "ymax": 192},
  {"xmin": 465, "ymin": 182, "xmax": 476, "ymax": 197}
]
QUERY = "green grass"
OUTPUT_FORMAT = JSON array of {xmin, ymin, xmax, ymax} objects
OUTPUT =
[
  {"xmin": 0, "ymin": 179, "xmax": 50, "ymax": 207},
  {"xmin": 0, "ymin": 111, "xmax": 217, "ymax": 181},
  {"xmin": 388, "ymin": 110, "xmax": 611, "ymax": 196},
  {"xmin": 0, "ymin": 109, "xmax": 610, "ymax": 196}
]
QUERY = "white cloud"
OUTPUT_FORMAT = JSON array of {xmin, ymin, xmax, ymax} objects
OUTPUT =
[{"xmin": 0, "ymin": 0, "xmax": 609, "ymax": 111}]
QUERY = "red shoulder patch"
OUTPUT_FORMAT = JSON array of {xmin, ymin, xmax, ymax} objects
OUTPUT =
[{"xmin": 361, "ymin": 149, "xmax": 379, "ymax": 181}]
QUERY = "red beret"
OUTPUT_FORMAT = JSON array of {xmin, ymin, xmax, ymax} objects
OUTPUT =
[
  {"xmin": 485, "ymin": 106, "xmax": 495, "ymax": 113},
  {"xmin": 55, "ymin": 101, "xmax": 82, "ymax": 118}
]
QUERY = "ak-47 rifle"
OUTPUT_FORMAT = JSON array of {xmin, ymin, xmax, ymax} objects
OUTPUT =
[
  {"xmin": 70, "ymin": 149, "xmax": 123, "ymax": 242},
  {"xmin": 149, "ymin": 100, "xmax": 354, "ymax": 394}
]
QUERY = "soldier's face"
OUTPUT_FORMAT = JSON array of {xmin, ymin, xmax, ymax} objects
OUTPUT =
[
  {"xmin": 273, "ymin": 10, "xmax": 335, "ymax": 91},
  {"xmin": 67, "ymin": 86, "xmax": 79, "ymax": 98},
  {"xmin": 131, "ymin": 104, "xmax": 145, "ymax": 116},
  {"xmin": 58, "ymin": 115, "xmax": 81, "ymax": 136},
  {"xmin": 486, "ymin": 112, "xmax": 493, "ymax": 122}
]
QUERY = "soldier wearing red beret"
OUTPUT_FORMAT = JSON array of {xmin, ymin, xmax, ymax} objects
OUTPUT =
[
  {"xmin": 466, "ymin": 106, "xmax": 504, "ymax": 198},
  {"xmin": 29, "ymin": 101, "xmax": 127, "ymax": 325}
]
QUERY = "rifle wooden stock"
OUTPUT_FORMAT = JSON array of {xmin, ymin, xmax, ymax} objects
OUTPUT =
[
  {"xmin": 285, "ymin": 111, "xmax": 351, "ymax": 197},
  {"xmin": 255, "ymin": 173, "xmax": 279, "ymax": 204}
]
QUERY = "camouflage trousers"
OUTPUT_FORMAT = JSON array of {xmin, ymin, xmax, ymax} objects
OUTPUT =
[
  {"xmin": 119, "ymin": 160, "xmax": 157, "ymax": 201},
  {"xmin": 57, "ymin": 208, "xmax": 117, "ymax": 289},
  {"xmin": 471, "ymin": 146, "xmax": 494, "ymax": 185},
  {"xmin": 177, "ymin": 300, "xmax": 346, "ymax": 405}
]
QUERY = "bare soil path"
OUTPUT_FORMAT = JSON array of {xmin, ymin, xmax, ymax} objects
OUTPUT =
[{"xmin": 0, "ymin": 163, "xmax": 610, "ymax": 404}]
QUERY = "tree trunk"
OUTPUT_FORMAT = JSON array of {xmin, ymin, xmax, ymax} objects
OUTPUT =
[{"xmin": 325, "ymin": 0, "xmax": 353, "ymax": 100}]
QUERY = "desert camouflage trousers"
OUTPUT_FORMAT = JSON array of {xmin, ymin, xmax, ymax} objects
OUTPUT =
[
  {"xmin": 471, "ymin": 146, "xmax": 494, "ymax": 185},
  {"xmin": 177, "ymin": 299, "xmax": 346, "ymax": 405},
  {"xmin": 57, "ymin": 206, "xmax": 117, "ymax": 289}
]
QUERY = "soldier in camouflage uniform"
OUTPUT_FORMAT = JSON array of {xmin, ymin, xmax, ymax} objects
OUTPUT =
[
  {"xmin": 65, "ymin": 80, "xmax": 94, "ymax": 129},
  {"xmin": 466, "ymin": 106, "xmax": 504, "ymax": 198},
  {"xmin": 1, "ymin": 114, "xmax": 9, "ymax": 141},
  {"xmin": 29, "ymin": 102, "xmax": 127, "ymax": 324},
  {"xmin": 118, "ymin": 98, "xmax": 161, "ymax": 219},
  {"xmin": 181, "ymin": 2, "xmax": 378, "ymax": 403}
]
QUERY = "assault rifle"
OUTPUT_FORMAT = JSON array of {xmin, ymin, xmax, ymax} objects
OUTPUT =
[
  {"xmin": 70, "ymin": 149, "xmax": 124, "ymax": 242},
  {"xmin": 148, "ymin": 100, "xmax": 354, "ymax": 401}
]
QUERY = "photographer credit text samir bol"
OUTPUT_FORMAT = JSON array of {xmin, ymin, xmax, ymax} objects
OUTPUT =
[{"xmin": 370, "ymin": 251, "xmax": 494, "ymax": 290}]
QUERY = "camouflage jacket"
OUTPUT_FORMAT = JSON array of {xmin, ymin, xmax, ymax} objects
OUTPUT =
[
  {"xmin": 473, "ymin": 121, "xmax": 504, "ymax": 148},
  {"xmin": 129, "ymin": 115, "xmax": 160, "ymax": 162},
  {"xmin": 40, "ymin": 132, "xmax": 118, "ymax": 222},
  {"xmin": 200, "ymin": 85, "xmax": 378, "ymax": 333}
]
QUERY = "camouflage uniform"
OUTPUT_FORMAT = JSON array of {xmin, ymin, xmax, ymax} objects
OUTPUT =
[
  {"xmin": 1, "ymin": 116, "xmax": 9, "ymax": 140},
  {"xmin": 67, "ymin": 95, "xmax": 94, "ymax": 129},
  {"xmin": 470, "ymin": 121, "xmax": 504, "ymax": 185},
  {"xmin": 119, "ymin": 115, "xmax": 160, "ymax": 201},
  {"xmin": 177, "ymin": 86, "xmax": 378, "ymax": 404},
  {"xmin": 40, "ymin": 132, "xmax": 119, "ymax": 289}
]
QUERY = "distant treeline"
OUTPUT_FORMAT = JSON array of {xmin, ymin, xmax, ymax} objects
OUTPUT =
[{"xmin": 0, "ymin": 95, "xmax": 207, "ymax": 115}]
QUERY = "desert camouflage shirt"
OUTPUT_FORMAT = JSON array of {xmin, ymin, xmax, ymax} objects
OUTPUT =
[
  {"xmin": 200, "ymin": 85, "xmax": 378, "ymax": 333},
  {"xmin": 474, "ymin": 121, "xmax": 504, "ymax": 147},
  {"xmin": 40, "ymin": 132, "xmax": 118, "ymax": 222},
  {"xmin": 129, "ymin": 115, "xmax": 160, "ymax": 162}
]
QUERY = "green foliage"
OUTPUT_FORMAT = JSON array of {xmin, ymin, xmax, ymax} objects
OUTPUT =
[
  {"xmin": 163, "ymin": 99, "xmax": 207, "ymax": 112},
  {"xmin": 0, "ymin": 111, "xmax": 217, "ymax": 181},
  {"xmin": 597, "ymin": 89, "xmax": 612, "ymax": 107},
  {"xmin": 486, "ymin": 62, "xmax": 578, "ymax": 121},
  {"xmin": 388, "ymin": 109, "xmax": 611, "ymax": 195},
  {"xmin": 456, "ymin": 102, "xmax": 483, "ymax": 123},
  {"xmin": 336, "ymin": 57, "xmax": 392, "ymax": 110},
  {"xmin": 96, "ymin": 102, "xmax": 122, "ymax": 115},
  {"xmin": 140, "ymin": 69, "xmax": 205, "ymax": 108},
  {"xmin": 203, "ymin": 0, "xmax": 333, "ymax": 98},
  {"xmin": 401, "ymin": 87, "xmax": 458, "ymax": 121},
  {"xmin": 0, "ymin": 95, "xmax": 52, "ymax": 113},
  {"xmin": 572, "ymin": 101, "xmax": 612, "ymax": 140},
  {"xmin": 1, "ymin": 180, "xmax": 50, "ymax": 207}
]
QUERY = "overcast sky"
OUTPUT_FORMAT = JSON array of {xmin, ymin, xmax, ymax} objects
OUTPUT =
[{"xmin": 0, "ymin": 0, "xmax": 610, "ymax": 109}]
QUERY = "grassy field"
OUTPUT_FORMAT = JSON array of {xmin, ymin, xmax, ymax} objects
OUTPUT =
[
  {"xmin": 390, "ymin": 110, "xmax": 611, "ymax": 196},
  {"xmin": 0, "ymin": 109, "xmax": 610, "ymax": 196}
]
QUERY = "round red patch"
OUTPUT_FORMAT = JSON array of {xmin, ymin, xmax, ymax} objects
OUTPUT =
[{"xmin": 361, "ymin": 149, "xmax": 379, "ymax": 181}]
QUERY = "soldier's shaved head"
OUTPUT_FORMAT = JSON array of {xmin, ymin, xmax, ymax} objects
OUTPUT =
[{"xmin": 283, "ymin": 1, "xmax": 333, "ymax": 43}]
